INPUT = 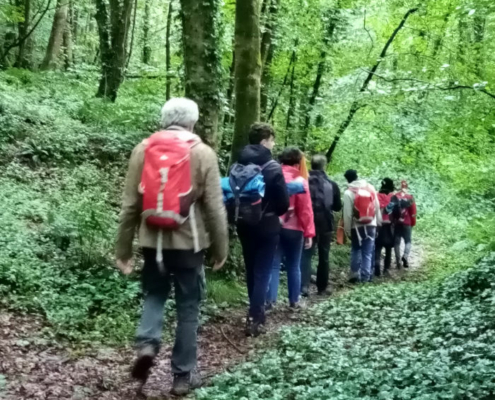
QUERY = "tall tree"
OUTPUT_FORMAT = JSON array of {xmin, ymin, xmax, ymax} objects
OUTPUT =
[
  {"xmin": 94, "ymin": 0, "xmax": 133, "ymax": 102},
  {"xmin": 165, "ymin": 0, "xmax": 173, "ymax": 100},
  {"xmin": 14, "ymin": 0, "xmax": 31, "ymax": 68},
  {"xmin": 126, "ymin": 0, "xmax": 138, "ymax": 68},
  {"xmin": 41, "ymin": 0, "xmax": 69, "ymax": 70},
  {"xmin": 180, "ymin": 0, "xmax": 222, "ymax": 146},
  {"xmin": 142, "ymin": 0, "xmax": 152, "ymax": 64},
  {"xmin": 230, "ymin": 0, "xmax": 262, "ymax": 162}
]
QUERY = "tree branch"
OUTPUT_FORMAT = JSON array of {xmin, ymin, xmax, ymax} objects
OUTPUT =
[{"xmin": 325, "ymin": 7, "xmax": 419, "ymax": 161}]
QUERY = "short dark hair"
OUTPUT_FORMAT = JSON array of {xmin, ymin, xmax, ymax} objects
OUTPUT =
[
  {"xmin": 311, "ymin": 154, "xmax": 327, "ymax": 171},
  {"xmin": 344, "ymin": 169, "xmax": 358, "ymax": 183},
  {"xmin": 248, "ymin": 122, "xmax": 276, "ymax": 145},
  {"xmin": 279, "ymin": 147, "xmax": 303, "ymax": 166}
]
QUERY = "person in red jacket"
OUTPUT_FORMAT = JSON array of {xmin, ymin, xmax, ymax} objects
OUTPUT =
[
  {"xmin": 394, "ymin": 180, "xmax": 417, "ymax": 269},
  {"xmin": 375, "ymin": 178, "xmax": 395, "ymax": 277},
  {"xmin": 266, "ymin": 147, "xmax": 315, "ymax": 308}
]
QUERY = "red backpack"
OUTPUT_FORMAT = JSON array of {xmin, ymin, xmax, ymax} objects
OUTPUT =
[
  {"xmin": 140, "ymin": 130, "xmax": 200, "ymax": 229},
  {"xmin": 350, "ymin": 185, "xmax": 376, "ymax": 225}
]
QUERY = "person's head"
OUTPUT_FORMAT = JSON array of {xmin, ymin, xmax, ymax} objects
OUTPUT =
[
  {"xmin": 344, "ymin": 169, "xmax": 358, "ymax": 183},
  {"xmin": 400, "ymin": 180, "xmax": 409, "ymax": 192},
  {"xmin": 248, "ymin": 122, "xmax": 276, "ymax": 150},
  {"xmin": 311, "ymin": 154, "xmax": 327, "ymax": 171},
  {"xmin": 161, "ymin": 98, "xmax": 199, "ymax": 132},
  {"xmin": 380, "ymin": 178, "xmax": 395, "ymax": 194},
  {"xmin": 279, "ymin": 147, "xmax": 303, "ymax": 167}
]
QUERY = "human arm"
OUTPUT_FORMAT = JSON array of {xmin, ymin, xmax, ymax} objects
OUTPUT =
[
  {"xmin": 374, "ymin": 192, "xmax": 382, "ymax": 226},
  {"xmin": 331, "ymin": 181, "xmax": 342, "ymax": 212},
  {"xmin": 264, "ymin": 161, "xmax": 290, "ymax": 216},
  {"xmin": 343, "ymin": 189, "xmax": 353, "ymax": 237},
  {"xmin": 410, "ymin": 198, "xmax": 417, "ymax": 227},
  {"xmin": 295, "ymin": 180, "xmax": 315, "ymax": 239},
  {"xmin": 202, "ymin": 147, "xmax": 229, "ymax": 263},
  {"xmin": 115, "ymin": 144, "xmax": 145, "ymax": 265}
]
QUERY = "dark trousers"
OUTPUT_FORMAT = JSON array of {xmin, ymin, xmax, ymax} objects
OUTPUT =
[
  {"xmin": 136, "ymin": 248, "xmax": 204, "ymax": 374},
  {"xmin": 301, "ymin": 231, "xmax": 332, "ymax": 292},
  {"xmin": 238, "ymin": 226, "xmax": 279, "ymax": 324},
  {"xmin": 375, "ymin": 224, "xmax": 393, "ymax": 274}
]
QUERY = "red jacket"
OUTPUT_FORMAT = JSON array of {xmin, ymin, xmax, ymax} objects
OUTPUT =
[
  {"xmin": 395, "ymin": 191, "xmax": 417, "ymax": 227},
  {"xmin": 280, "ymin": 165, "xmax": 315, "ymax": 238}
]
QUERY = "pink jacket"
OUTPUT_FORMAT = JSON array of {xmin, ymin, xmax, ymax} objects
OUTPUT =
[{"xmin": 281, "ymin": 165, "xmax": 315, "ymax": 238}]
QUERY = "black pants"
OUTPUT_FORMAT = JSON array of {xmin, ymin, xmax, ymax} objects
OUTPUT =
[
  {"xmin": 375, "ymin": 224, "xmax": 393, "ymax": 274},
  {"xmin": 237, "ymin": 226, "xmax": 279, "ymax": 324},
  {"xmin": 301, "ymin": 231, "xmax": 332, "ymax": 292}
]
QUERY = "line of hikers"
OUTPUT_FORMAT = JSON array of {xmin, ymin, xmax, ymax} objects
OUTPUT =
[{"xmin": 114, "ymin": 98, "xmax": 417, "ymax": 395}]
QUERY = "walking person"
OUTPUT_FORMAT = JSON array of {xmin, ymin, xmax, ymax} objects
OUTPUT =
[
  {"xmin": 115, "ymin": 98, "xmax": 228, "ymax": 395},
  {"xmin": 300, "ymin": 155, "xmax": 342, "ymax": 296},
  {"xmin": 343, "ymin": 170, "xmax": 381, "ymax": 283},
  {"xmin": 375, "ymin": 178, "xmax": 395, "ymax": 277},
  {"xmin": 394, "ymin": 180, "xmax": 417, "ymax": 269},
  {"xmin": 235, "ymin": 123, "xmax": 290, "ymax": 336},
  {"xmin": 266, "ymin": 147, "xmax": 315, "ymax": 308}
]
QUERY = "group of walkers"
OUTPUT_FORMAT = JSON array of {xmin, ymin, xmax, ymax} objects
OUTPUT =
[{"xmin": 114, "ymin": 98, "xmax": 417, "ymax": 395}]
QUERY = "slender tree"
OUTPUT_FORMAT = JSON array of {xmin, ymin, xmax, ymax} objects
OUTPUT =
[
  {"xmin": 165, "ymin": 0, "xmax": 173, "ymax": 100},
  {"xmin": 230, "ymin": 0, "xmax": 262, "ymax": 162},
  {"xmin": 41, "ymin": 0, "xmax": 69, "ymax": 70},
  {"xmin": 14, "ymin": 0, "xmax": 32, "ymax": 68},
  {"xmin": 142, "ymin": 0, "xmax": 152, "ymax": 64},
  {"xmin": 126, "ymin": 0, "xmax": 138, "ymax": 68},
  {"xmin": 95, "ymin": 0, "xmax": 133, "ymax": 102},
  {"xmin": 180, "ymin": 0, "xmax": 222, "ymax": 146}
]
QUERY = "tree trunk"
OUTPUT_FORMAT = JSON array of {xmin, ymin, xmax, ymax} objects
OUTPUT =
[
  {"xmin": 180, "ymin": 0, "xmax": 222, "ymax": 146},
  {"xmin": 285, "ymin": 56, "xmax": 297, "ymax": 146},
  {"xmin": 472, "ymin": 14, "xmax": 486, "ymax": 79},
  {"xmin": 260, "ymin": 0, "xmax": 279, "ymax": 119},
  {"xmin": 223, "ymin": 48, "xmax": 235, "ymax": 126},
  {"xmin": 95, "ymin": 0, "xmax": 133, "ymax": 102},
  {"xmin": 142, "ymin": 0, "xmax": 152, "ymax": 64},
  {"xmin": 126, "ymin": 0, "xmax": 138, "ymax": 68},
  {"xmin": 63, "ymin": 3, "xmax": 73, "ymax": 70},
  {"xmin": 15, "ymin": 0, "xmax": 31, "ymax": 68},
  {"xmin": 230, "ymin": 0, "xmax": 261, "ymax": 162},
  {"xmin": 165, "ymin": 0, "xmax": 173, "ymax": 100},
  {"xmin": 41, "ymin": 0, "xmax": 69, "ymax": 70}
]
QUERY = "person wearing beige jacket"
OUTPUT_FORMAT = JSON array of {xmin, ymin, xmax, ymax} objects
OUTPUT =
[{"xmin": 115, "ymin": 98, "xmax": 228, "ymax": 396}]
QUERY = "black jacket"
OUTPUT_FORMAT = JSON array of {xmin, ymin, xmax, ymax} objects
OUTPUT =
[
  {"xmin": 237, "ymin": 145, "xmax": 290, "ymax": 234},
  {"xmin": 309, "ymin": 170, "xmax": 342, "ymax": 233}
]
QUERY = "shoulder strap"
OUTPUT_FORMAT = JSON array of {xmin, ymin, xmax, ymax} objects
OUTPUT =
[{"xmin": 261, "ymin": 159, "xmax": 277, "ymax": 171}]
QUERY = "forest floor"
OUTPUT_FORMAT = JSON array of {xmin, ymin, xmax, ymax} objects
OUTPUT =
[{"xmin": 0, "ymin": 244, "xmax": 425, "ymax": 400}]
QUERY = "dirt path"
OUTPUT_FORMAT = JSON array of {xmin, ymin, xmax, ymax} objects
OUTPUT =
[{"xmin": 0, "ymin": 243, "xmax": 425, "ymax": 400}]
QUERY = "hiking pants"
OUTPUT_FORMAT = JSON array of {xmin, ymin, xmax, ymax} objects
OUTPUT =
[
  {"xmin": 301, "ymin": 231, "xmax": 332, "ymax": 292},
  {"xmin": 375, "ymin": 224, "xmax": 394, "ymax": 274},
  {"xmin": 267, "ymin": 229, "xmax": 304, "ymax": 305},
  {"xmin": 350, "ymin": 226, "xmax": 376, "ymax": 282},
  {"xmin": 394, "ymin": 224, "xmax": 412, "ymax": 265},
  {"xmin": 238, "ymin": 227, "xmax": 279, "ymax": 324},
  {"xmin": 136, "ymin": 248, "xmax": 204, "ymax": 374}
]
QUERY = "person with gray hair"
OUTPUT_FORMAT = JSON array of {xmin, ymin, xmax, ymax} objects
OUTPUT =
[
  {"xmin": 300, "ymin": 155, "xmax": 342, "ymax": 296},
  {"xmin": 115, "ymin": 97, "xmax": 228, "ymax": 395}
]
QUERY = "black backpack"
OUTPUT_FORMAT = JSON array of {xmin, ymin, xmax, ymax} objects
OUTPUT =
[
  {"xmin": 390, "ymin": 195, "xmax": 413, "ymax": 224},
  {"xmin": 226, "ymin": 161, "xmax": 274, "ymax": 226},
  {"xmin": 309, "ymin": 174, "xmax": 334, "ymax": 229}
]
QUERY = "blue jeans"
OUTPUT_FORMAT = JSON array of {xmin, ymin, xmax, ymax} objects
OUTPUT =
[
  {"xmin": 238, "ymin": 226, "xmax": 279, "ymax": 323},
  {"xmin": 350, "ymin": 226, "xmax": 376, "ymax": 282},
  {"xmin": 267, "ymin": 229, "xmax": 304, "ymax": 305}
]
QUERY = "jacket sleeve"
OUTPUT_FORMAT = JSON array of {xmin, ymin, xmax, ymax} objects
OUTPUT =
[
  {"xmin": 295, "ymin": 180, "xmax": 315, "ymax": 238},
  {"xmin": 115, "ymin": 144, "xmax": 144, "ymax": 261},
  {"xmin": 265, "ymin": 162, "xmax": 290, "ymax": 216},
  {"xmin": 331, "ymin": 181, "xmax": 342, "ymax": 212},
  {"xmin": 374, "ymin": 192, "xmax": 382, "ymax": 227},
  {"xmin": 343, "ymin": 189, "xmax": 353, "ymax": 236},
  {"xmin": 202, "ymin": 147, "xmax": 229, "ymax": 261},
  {"xmin": 410, "ymin": 197, "xmax": 417, "ymax": 227}
]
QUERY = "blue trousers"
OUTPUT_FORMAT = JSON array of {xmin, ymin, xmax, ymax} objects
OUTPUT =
[
  {"xmin": 267, "ymin": 229, "xmax": 304, "ymax": 305},
  {"xmin": 350, "ymin": 226, "xmax": 376, "ymax": 283}
]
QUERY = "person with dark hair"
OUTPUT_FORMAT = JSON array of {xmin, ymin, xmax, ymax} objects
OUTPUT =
[
  {"xmin": 375, "ymin": 178, "xmax": 395, "ymax": 277},
  {"xmin": 266, "ymin": 147, "xmax": 315, "ymax": 308},
  {"xmin": 236, "ymin": 123, "xmax": 290, "ymax": 336},
  {"xmin": 394, "ymin": 180, "xmax": 417, "ymax": 269},
  {"xmin": 300, "ymin": 155, "xmax": 342, "ymax": 296},
  {"xmin": 343, "ymin": 170, "xmax": 381, "ymax": 283}
]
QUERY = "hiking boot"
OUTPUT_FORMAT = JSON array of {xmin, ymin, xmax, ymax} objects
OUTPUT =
[
  {"xmin": 402, "ymin": 257, "xmax": 409, "ymax": 268},
  {"xmin": 245, "ymin": 317, "xmax": 266, "ymax": 337},
  {"xmin": 374, "ymin": 268, "xmax": 381, "ymax": 278},
  {"xmin": 348, "ymin": 277, "xmax": 360, "ymax": 284},
  {"xmin": 131, "ymin": 344, "xmax": 156, "ymax": 382},
  {"xmin": 317, "ymin": 288, "xmax": 332, "ymax": 296},
  {"xmin": 301, "ymin": 286, "xmax": 309, "ymax": 298},
  {"xmin": 171, "ymin": 370, "xmax": 202, "ymax": 396},
  {"xmin": 265, "ymin": 302, "xmax": 274, "ymax": 313}
]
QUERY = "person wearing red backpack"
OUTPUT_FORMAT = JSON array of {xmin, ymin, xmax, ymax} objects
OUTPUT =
[
  {"xmin": 375, "ymin": 178, "xmax": 395, "ymax": 277},
  {"xmin": 115, "ymin": 98, "xmax": 228, "ymax": 395},
  {"xmin": 394, "ymin": 180, "xmax": 417, "ymax": 269},
  {"xmin": 343, "ymin": 170, "xmax": 382, "ymax": 283}
]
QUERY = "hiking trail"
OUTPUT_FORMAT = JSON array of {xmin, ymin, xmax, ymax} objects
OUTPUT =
[{"xmin": 0, "ymin": 243, "xmax": 425, "ymax": 400}]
